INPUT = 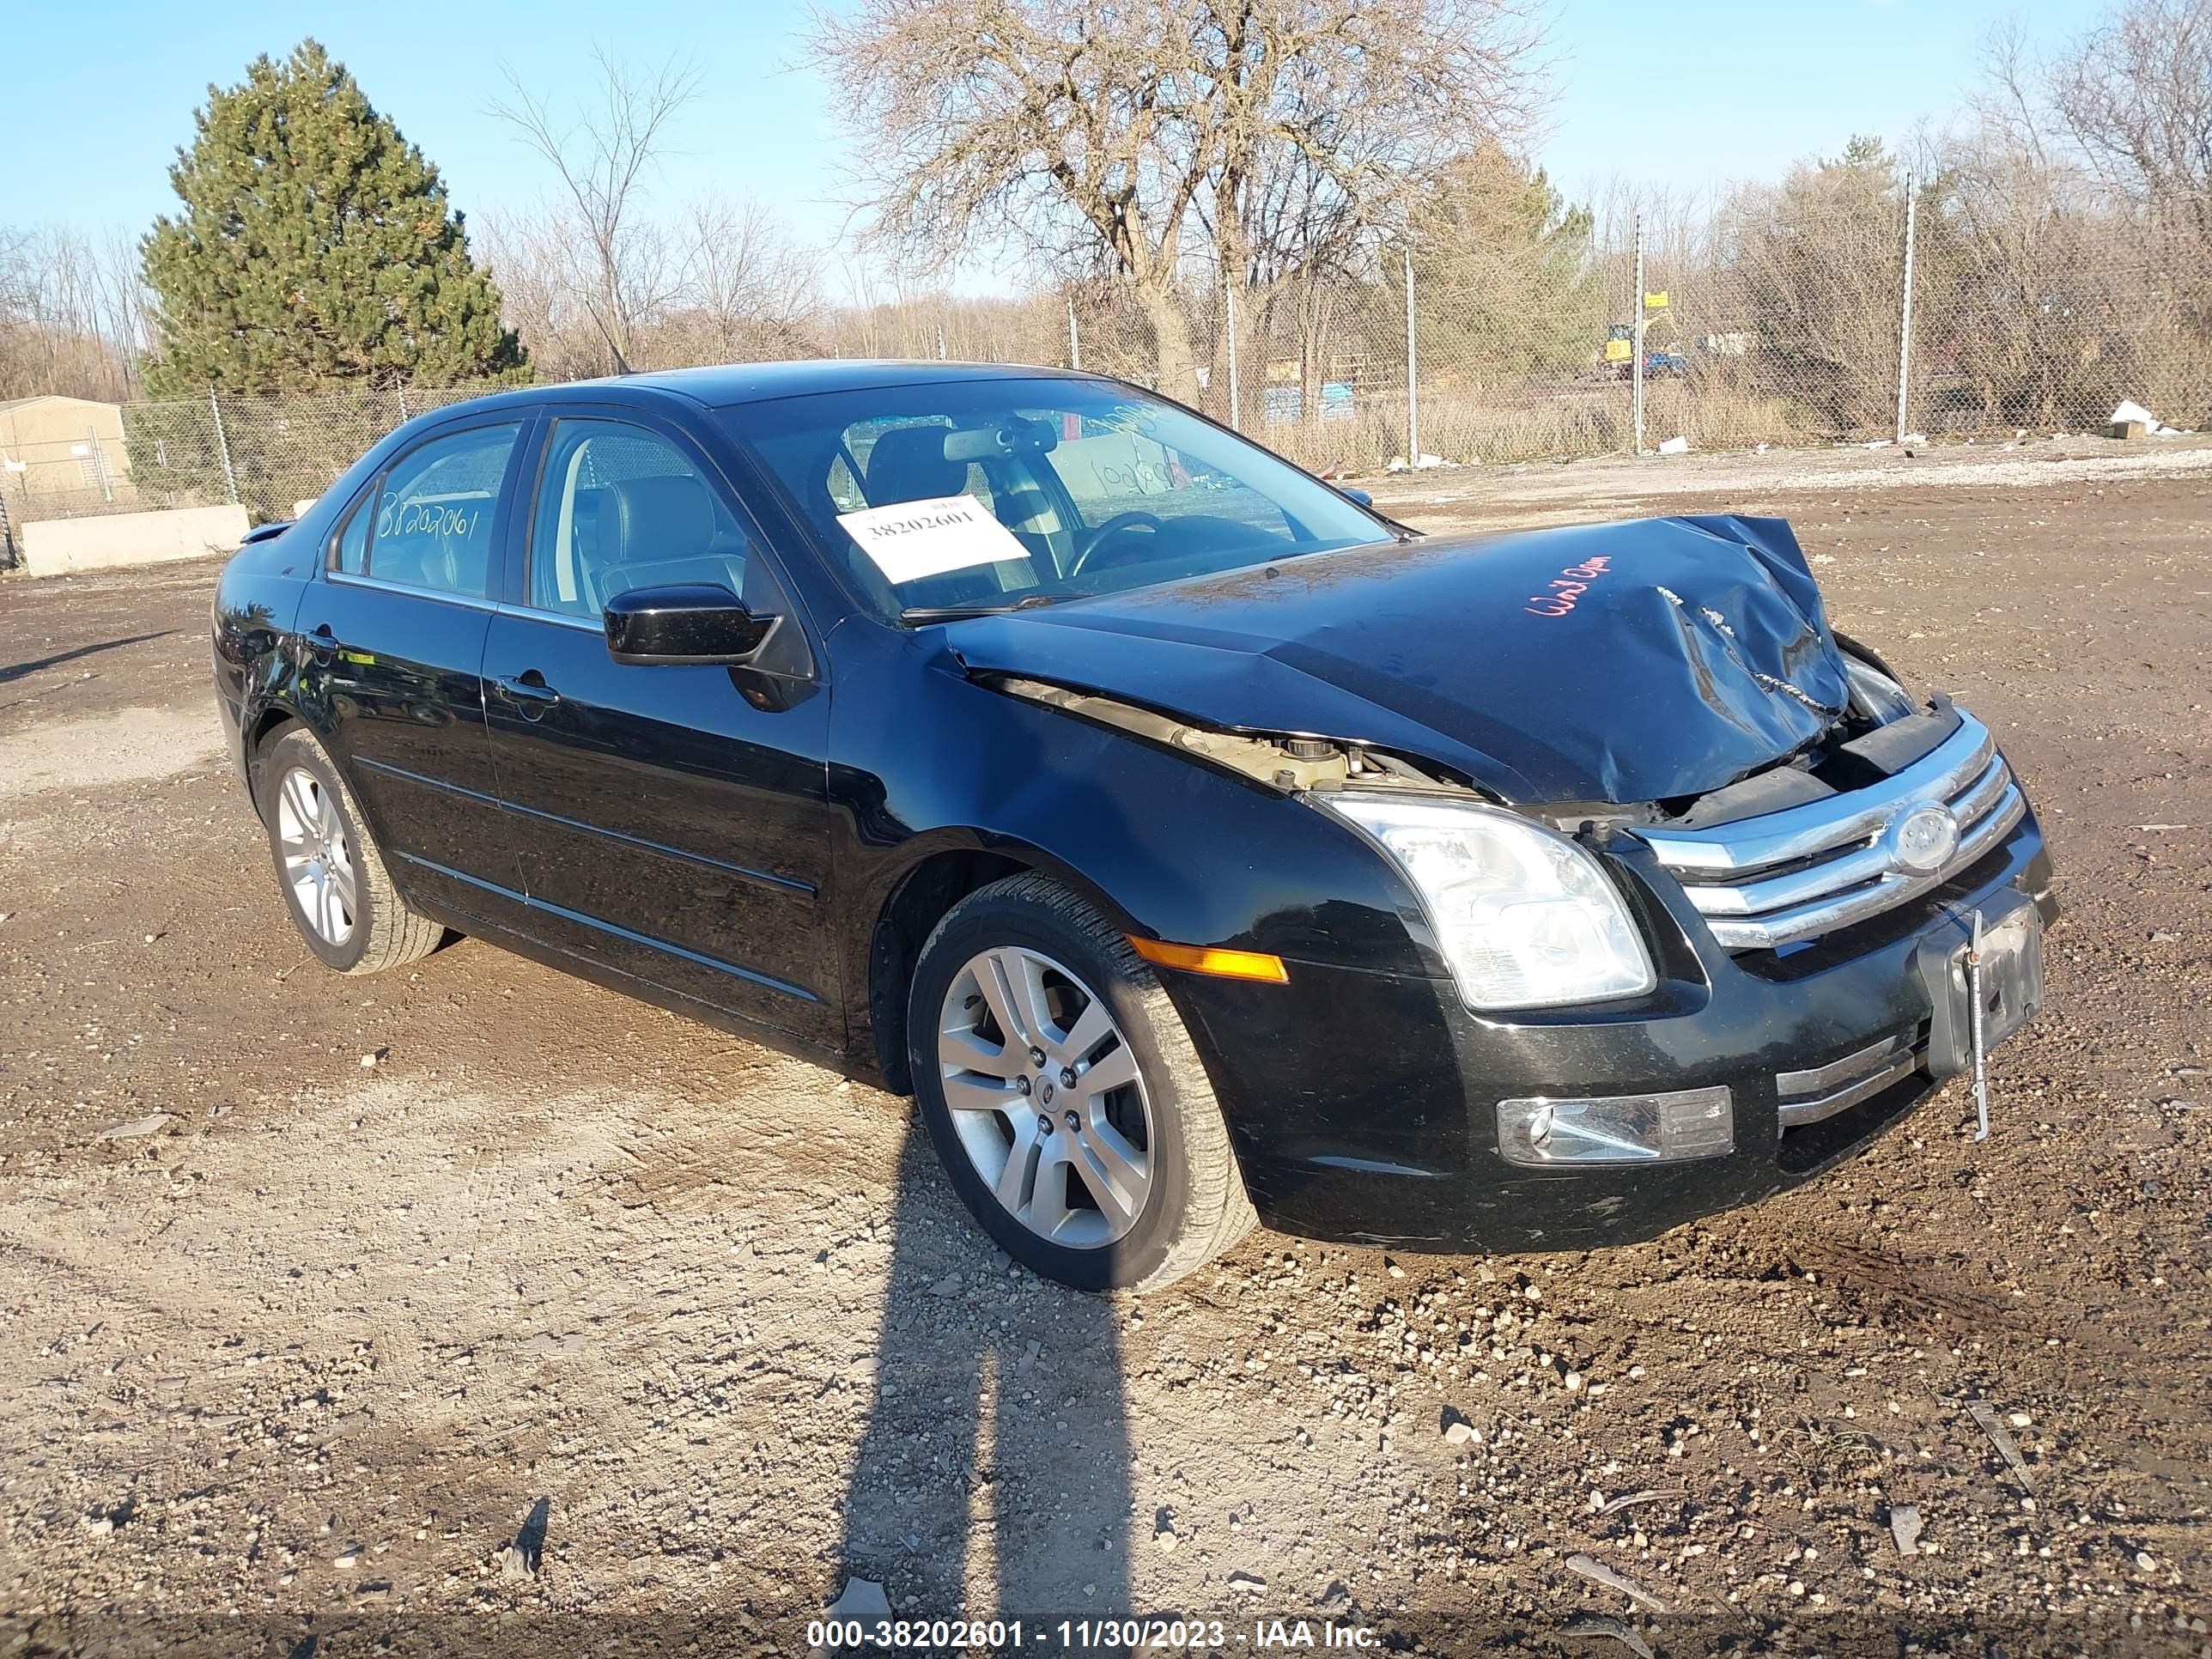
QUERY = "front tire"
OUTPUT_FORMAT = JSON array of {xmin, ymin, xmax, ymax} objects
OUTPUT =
[
  {"xmin": 907, "ymin": 873, "xmax": 1257, "ymax": 1291},
  {"xmin": 253, "ymin": 725, "xmax": 443, "ymax": 975}
]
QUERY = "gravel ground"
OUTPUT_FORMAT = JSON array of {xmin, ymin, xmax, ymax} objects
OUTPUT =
[
  {"xmin": 1364, "ymin": 429, "xmax": 2212, "ymax": 530},
  {"xmin": 0, "ymin": 453, "xmax": 2205, "ymax": 1656}
]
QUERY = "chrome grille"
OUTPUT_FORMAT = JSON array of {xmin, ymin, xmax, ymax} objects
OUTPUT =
[{"xmin": 1638, "ymin": 712, "xmax": 2027, "ymax": 951}]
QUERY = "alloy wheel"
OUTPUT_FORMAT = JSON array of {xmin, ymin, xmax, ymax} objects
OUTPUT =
[
  {"xmin": 937, "ymin": 945, "xmax": 1154, "ymax": 1249},
  {"xmin": 276, "ymin": 767, "xmax": 357, "ymax": 946}
]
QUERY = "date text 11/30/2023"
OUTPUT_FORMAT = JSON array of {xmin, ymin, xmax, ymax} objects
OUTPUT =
[{"xmin": 805, "ymin": 1617, "xmax": 1381, "ymax": 1649}]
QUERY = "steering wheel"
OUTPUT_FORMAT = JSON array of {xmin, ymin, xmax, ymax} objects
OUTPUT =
[{"xmin": 1069, "ymin": 510, "xmax": 1167, "ymax": 576}]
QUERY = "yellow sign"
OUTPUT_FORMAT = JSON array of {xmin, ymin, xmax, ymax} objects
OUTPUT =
[
  {"xmin": 1644, "ymin": 291, "xmax": 1669, "ymax": 309},
  {"xmin": 1603, "ymin": 338, "xmax": 1632, "ymax": 362}
]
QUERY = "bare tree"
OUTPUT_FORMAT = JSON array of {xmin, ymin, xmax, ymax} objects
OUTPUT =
[
  {"xmin": 90, "ymin": 227, "xmax": 152, "ymax": 397},
  {"xmin": 0, "ymin": 224, "xmax": 147, "ymax": 402},
  {"xmin": 2048, "ymin": 0, "xmax": 2212, "ymax": 237},
  {"xmin": 0, "ymin": 226, "xmax": 33, "ymax": 381},
  {"xmin": 811, "ymin": 0, "xmax": 1540, "ymax": 400},
  {"xmin": 1904, "ymin": 9, "xmax": 2212, "ymax": 429},
  {"xmin": 483, "ymin": 191, "xmax": 827, "ymax": 375},
  {"xmin": 1714, "ymin": 138, "xmax": 1911, "ymax": 434},
  {"xmin": 489, "ymin": 50, "xmax": 701, "ymax": 375},
  {"xmin": 672, "ymin": 193, "xmax": 826, "ymax": 361},
  {"xmin": 478, "ymin": 210, "xmax": 600, "ymax": 381}
]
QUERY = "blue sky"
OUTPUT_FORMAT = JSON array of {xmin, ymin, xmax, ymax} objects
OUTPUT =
[
  {"xmin": 1, "ymin": 0, "xmax": 2090, "ymax": 284},
  {"xmin": 1534, "ymin": 0, "xmax": 2090, "ymax": 191}
]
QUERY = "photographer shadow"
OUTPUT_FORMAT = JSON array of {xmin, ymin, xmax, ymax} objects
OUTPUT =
[{"xmin": 833, "ymin": 1122, "xmax": 1133, "ymax": 1650}]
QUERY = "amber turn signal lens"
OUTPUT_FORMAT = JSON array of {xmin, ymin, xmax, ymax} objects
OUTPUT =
[{"xmin": 1126, "ymin": 935, "xmax": 1289, "ymax": 983}]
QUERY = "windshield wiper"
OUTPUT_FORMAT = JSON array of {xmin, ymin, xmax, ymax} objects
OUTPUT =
[{"xmin": 899, "ymin": 592, "xmax": 1068, "ymax": 624}]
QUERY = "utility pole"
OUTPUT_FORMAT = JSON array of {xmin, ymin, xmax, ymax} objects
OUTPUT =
[
  {"xmin": 1632, "ymin": 216, "xmax": 1646, "ymax": 457},
  {"xmin": 1403, "ymin": 246, "xmax": 1419, "ymax": 465},
  {"xmin": 1895, "ymin": 175, "xmax": 1918, "ymax": 445},
  {"xmin": 1066, "ymin": 299, "xmax": 1081, "ymax": 371},
  {"xmin": 209, "ymin": 388, "xmax": 239, "ymax": 506},
  {"xmin": 1224, "ymin": 278, "xmax": 1242, "ymax": 430}
]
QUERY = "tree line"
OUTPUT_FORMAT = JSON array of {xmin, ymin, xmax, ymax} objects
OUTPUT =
[{"xmin": 2, "ymin": 0, "xmax": 2208, "ymax": 442}]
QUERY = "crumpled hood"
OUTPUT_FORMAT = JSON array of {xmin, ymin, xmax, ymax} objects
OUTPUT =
[{"xmin": 943, "ymin": 514, "xmax": 1852, "ymax": 804}]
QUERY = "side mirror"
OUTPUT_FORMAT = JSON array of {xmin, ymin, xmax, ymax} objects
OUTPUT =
[
  {"xmin": 1338, "ymin": 486, "xmax": 1373, "ymax": 507},
  {"xmin": 603, "ymin": 584, "xmax": 777, "ymax": 666}
]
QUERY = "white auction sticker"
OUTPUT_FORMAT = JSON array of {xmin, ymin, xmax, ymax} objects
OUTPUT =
[{"xmin": 837, "ymin": 494, "xmax": 1030, "ymax": 585}]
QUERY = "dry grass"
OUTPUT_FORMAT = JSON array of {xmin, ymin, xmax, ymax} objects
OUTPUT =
[{"xmin": 1257, "ymin": 379, "xmax": 1827, "ymax": 472}]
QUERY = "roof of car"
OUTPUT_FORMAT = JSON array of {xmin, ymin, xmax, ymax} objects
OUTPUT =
[{"xmin": 535, "ymin": 359, "xmax": 1103, "ymax": 411}]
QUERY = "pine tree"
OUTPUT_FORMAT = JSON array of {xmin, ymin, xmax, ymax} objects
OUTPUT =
[
  {"xmin": 143, "ymin": 40, "xmax": 527, "ymax": 394},
  {"xmin": 1411, "ymin": 146, "xmax": 1604, "ymax": 380}
]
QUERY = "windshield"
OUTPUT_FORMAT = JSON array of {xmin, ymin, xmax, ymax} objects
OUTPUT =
[{"xmin": 724, "ymin": 377, "xmax": 1392, "ymax": 621}]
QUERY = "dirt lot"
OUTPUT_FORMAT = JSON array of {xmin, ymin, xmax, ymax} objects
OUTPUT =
[{"xmin": 0, "ymin": 453, "xmax": 2206, "ymax": 1655}]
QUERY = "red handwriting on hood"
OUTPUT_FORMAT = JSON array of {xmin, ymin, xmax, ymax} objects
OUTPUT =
[{"xmin": 1525, "ymin": 554, "xmax": 1613, "ymax": 617}]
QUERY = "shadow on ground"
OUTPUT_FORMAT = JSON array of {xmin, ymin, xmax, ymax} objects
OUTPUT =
[
  {"xmin": 834, "ymin": 1126, "xmax": 1133, "ymax": 1641},
  {"xmin": 0, "ymin": 629, "xmax": 173, "ymax": 685}
]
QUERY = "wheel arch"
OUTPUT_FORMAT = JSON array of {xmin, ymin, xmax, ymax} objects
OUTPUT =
[
  {"xmin": 861, "ymin": 835, "xmax": 1146, "ymax": 1095},
  {"xmin": 242, "ymin": 702, "xmax": 306, "ymax": 820},
  {"xmin": 248, "ymin": 702, "xmax": 301, "ymax": 754}
]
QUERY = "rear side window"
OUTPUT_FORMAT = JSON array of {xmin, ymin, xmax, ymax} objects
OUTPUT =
[
  {"xmin": 331, "ymin": 497, "xmax": 368, "ymax": 574},
  {"xmin": 335, "ymin": 422, "xmax": 521, "ymax": 599}
]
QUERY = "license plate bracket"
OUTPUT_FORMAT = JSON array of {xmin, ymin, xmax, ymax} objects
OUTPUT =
[{"xmin": 1917, "ymin": 891, "xmax": 2045, "ymax": 1079}]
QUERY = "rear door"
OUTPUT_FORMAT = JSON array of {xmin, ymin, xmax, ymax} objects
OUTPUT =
[
  {"xmin": 301, "ymin": 414, "xmax": 535, "ymax": 919},
  {"xmin": 480, "ymin": 410, "xmax": 839, "ymax": 1045}
]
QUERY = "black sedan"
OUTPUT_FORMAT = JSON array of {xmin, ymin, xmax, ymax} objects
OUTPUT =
[{"xmin": 211, "ymin": 362, "xmax": 2054, "ymax": 1290}]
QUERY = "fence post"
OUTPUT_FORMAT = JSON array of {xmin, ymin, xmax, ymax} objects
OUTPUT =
[
  {"xmin": 0, "ymin": 483, "xmax": 15, "ymax": 570},
  {"xmin": 935, "ymin": 325, "xmax": 946, "ymax": 362},
  {"xmin": 1224, "ymin": 278, "xmax": 1242, "ymax": 429},
  {"xmin": 208, "ymin": 387, "xmax": 239, "ymax": 506},
  {"xmin": 1895, "ymin": 174, "xmax": 1918, "ymax": 445},
  {"xmin": 1632, "ymin": 216, "xmax": 1646, "ymax": 457},
  {"xmin": 88, "ymin": 426, "xmax": 115, "ymax": 504},
  {"xmin": 1403, "ymin": 246, "xmax": 1419, "ymax": 464},
  {"xmin": 398, "ymin": 382, "xmax": 410, "ymax": 423},
  {"xmin": 1066, "ymin": 300, "xmax": 1081, "ymax": 371}
]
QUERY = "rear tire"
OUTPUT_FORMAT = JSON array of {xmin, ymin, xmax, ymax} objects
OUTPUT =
[
  {"xmin": 254, "ymin": 725, "xmax": 443, "ymax": 975},
  {"xmin": 907, "ymin": 872, "xmax": 1257, "ymax": 1292}
]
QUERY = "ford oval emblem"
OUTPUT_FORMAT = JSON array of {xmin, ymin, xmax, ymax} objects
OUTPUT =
[{"xmin": 1891, "ymin": 803, "xmax": 1960, "ymax": 878}]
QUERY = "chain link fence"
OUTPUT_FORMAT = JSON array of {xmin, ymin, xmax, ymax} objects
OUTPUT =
[
  {"xmin": 0, "ymin": 428, "xmax": 131, "ymax": 520},
  {"xmin": 1, "ymin": 383, "xmax": 496, "ymax": 535},
  {"xmin": 7, "ymin": 185, "xmax": 2203, "ymax": 541}
]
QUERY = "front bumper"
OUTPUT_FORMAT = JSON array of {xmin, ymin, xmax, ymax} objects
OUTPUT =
[{"xmin": 1170, "ymin": 806, "xmax": 2056, "ymax": 1253}]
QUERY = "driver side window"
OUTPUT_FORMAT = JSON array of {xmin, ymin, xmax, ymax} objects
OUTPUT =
[{"xmin": 527, "ymin": 419, "xmax": 750, "ymax": 620}]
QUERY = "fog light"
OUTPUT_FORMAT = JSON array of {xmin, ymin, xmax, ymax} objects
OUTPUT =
[{"xmin": 1496, "ymin": 1086, "xmax": 1734, "ymax": 1167}]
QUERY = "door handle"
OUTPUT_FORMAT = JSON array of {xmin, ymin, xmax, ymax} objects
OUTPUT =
[
  {"xmin": 495, "ymin": 672, "xmax": 562, "ymax": 715},
  {"xmin": 305, "ymin": 623, "xmax": 337, "ymax": 665}
]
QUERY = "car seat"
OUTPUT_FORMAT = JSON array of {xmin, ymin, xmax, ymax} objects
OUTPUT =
[
  {"xmin": 580, "ymin": 473, "xmax": 748, "ymax": 609},
  {"xmin": 862, "ymin": 426, "xmax": 1037, "ymax": 608}
]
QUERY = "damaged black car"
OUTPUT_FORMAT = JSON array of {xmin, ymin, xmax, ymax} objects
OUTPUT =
[{"xmin": 210, "ymin": 362, "xmax": 2055, "ymax": 1290}]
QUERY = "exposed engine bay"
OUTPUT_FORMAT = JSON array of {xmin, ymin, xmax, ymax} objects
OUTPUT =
[{"xmin": 985, "ymin": 636, "xmax": 1953, "ymax": 837}]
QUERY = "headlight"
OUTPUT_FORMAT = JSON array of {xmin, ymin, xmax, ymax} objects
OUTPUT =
[
  {"xmin": 1843, "ymin": 653, "xmax": 1915, "ymax": 724},
  {"xmin": 1316, "ymin": 793, "xmax": 1656, "ymax": 1011}
]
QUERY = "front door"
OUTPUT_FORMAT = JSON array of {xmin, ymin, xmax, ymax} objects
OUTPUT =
[
  {"xmin": 300, "ymin": 415, "xmax": 533, "ymax": 921},
  {"xmin": 480, "ymin": 414, "xmax": 838, "ymax": 1046}
]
